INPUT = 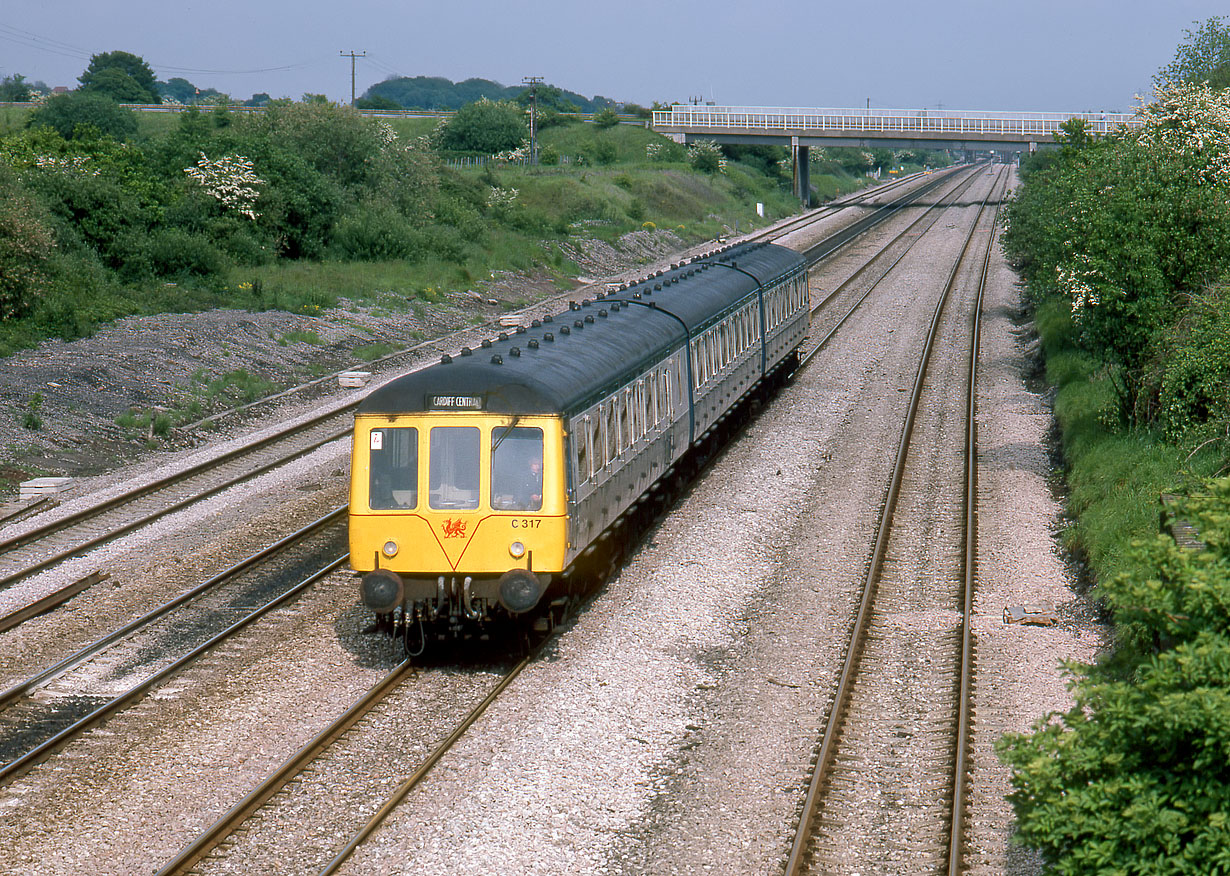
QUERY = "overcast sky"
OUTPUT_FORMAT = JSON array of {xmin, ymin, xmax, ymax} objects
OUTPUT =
[{"xmin": 1, "ymin": 0, "xmax": 1225, "ymax": 113}]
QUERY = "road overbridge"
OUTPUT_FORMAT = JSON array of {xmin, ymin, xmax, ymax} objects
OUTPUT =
[{"xmin": 652, "ymin": 105, "xmax": 1139, "ymax": 200}]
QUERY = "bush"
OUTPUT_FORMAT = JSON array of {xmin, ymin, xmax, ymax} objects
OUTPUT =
[
  {"xmin": 331, "ymin": 203, "xmax": 421, "ymax": 261},
  {"xmin": 593, "ymin": 107, "xmax": 620, "ymax": 129},
  {"xmin": 1148, "ymin": 283, "xmax": 1230, "ymax": 441},
  {"xmin": 27, "ymin": 92, "xmax": 138, "ymax": 141},
  {"xmin": 590, "ymin": 140, "xmax": 617, "ymax": 166},
  {"xmin": 146, "ymin": 227, "xmax": 228, "ymax": 278},
  {"xmin": 538, "ymin": 145, "xmax": 559, "ymax": 166},
  {"xmin": 687, "ymin": 140, "xmax": 724, "ymax": 173},
  {"xmin": 0, "ymin": 166, "xmax": 54, "ymax": 319},
  {"xmin": 999, "ymin": 482, "xmax": 1230, "ymax": 873},
  {"xmin": 436, "ymin": 98, "xmax": 527, "ymax": 154}
]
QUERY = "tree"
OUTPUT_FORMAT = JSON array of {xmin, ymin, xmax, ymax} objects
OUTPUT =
[
  {"xmin": 78, "ymin": 51, "xmax": 161, "ymax": 104},
  {"xmin": 435, "ymin": 98, "xmax": 528, "ymax": 154},
  {"xmin": 158, "ymin": 77, "xmax": 199, "ymax": 104},
  {"xmin": 355, "ymin": 94, "xmax": 401, "ymax": 111},
  {"xmin": 27, "ymin": 92, "xmax": 139, "ymax": 140},
  {"xmin": 0, "ymin": 74, "xmax": 32, "ymax": 102},
  {"xmin": 1054, "ymin": 116, "xmax": 1092, "ymax": 151},
  {"xmin": 1157, "ymin": 16, "xmax": 1230, "ymax": 90}
]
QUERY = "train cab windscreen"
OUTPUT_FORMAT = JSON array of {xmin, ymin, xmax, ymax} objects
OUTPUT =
[
  {"xmin": 490, "ymin": 426, "xmax": 543, "ymax": 511},
  {"xmin": 429, "ymin": 426, "xmax": 480, "ymax": 510},
  {"xmin": 368, "ymin": 427, "xmax": 418, "ymax": 510}
]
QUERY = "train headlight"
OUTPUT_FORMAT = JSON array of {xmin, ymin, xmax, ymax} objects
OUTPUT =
[
  {"xmin": 382, "ymin": 540, "xmax": 399, "ymax": 558},
  {"xmin": 509, "ymin": 541, "xmax": 526, "ymax": 559}
]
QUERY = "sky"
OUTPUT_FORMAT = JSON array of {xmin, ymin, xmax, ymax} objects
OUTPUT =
[{"xmin": 0, "ymin": 0, "xmax": 1225, "ymax": 113}]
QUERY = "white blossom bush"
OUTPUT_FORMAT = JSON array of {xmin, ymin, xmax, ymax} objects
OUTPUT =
[
  {"xmin": 645, "ymin": 142, "xmax": 662, "ymax": 160},
  {"xmin": 687, "ymin": 139, "xmax": 724, "ymax": 173},
  {"xmin": 493, "ymin": 141, "xmax": 530, "ymax": 162},
  {"xmin": 486, "ymin": 186, "xmax": 519, "ymax": 209},
  {"xmin": 33, "ymin": 154, "xmax": 99, "ymax": 175},
  {"xmin": 1134, "ymin": 80, "xmax": 1230, "ymax": 187},
  {"xmin": 184, "ymin": 152, "xmax": 264, "ymax": 220},
  {"xmin": 375, "ymin": 121, "xmax": 397, "ymax": 148}
]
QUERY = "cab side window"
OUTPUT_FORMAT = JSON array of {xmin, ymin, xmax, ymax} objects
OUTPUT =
[{"xmin": 369, "ymin": 427, "xmax": 418, "ymax": 510}]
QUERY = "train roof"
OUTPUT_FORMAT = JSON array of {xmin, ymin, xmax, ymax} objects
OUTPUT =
[{"xmin": 358, "ymin": 241, "xmax": 805, "ymax": 417}]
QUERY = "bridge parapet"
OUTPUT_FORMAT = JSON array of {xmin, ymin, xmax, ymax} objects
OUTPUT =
[{"xmin": 652, "ymin": 105, "xmax": 1139, "ymax": 145}]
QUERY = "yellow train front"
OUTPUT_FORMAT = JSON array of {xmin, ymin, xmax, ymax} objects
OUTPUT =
[
  {"xmin": 349, "ymin": 241, "xmax": 809, "ymax": 650},
  {"xmin": 350, "ymin": 403, "xmax": 569, "ymax": 640}
]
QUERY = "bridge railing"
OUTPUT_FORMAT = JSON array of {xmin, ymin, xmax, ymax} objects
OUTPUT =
[{"xmin": 652, "ymin": 106, "xmax": 1140, "ymax": 138}]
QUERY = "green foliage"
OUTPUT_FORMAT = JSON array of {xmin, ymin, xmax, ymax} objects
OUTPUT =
[
  {"xmin": 355, "ymin": 94, "xmax": 401, "ymax": 111},
  {"xmin": 27, "ymin": 93, "xmax": 139, "ymax": 141},
  {"xmin": 1157, "ymin": 16, "xmax": 1230, "ymax": 90},
  {"xmin": 279, "ymin": 329, "xmax": 323, "ymax": 345},
  {"xmin": 0, "ymin": 74, "xmax": 34, "ymax": 102},
  {"xmin": 999, "ymin": 482, "xmax": 1230, "ymax": 873},
  {"xmin": 687, "ymin": 139, "xmax": 724, "ymax": 173},
  {"xmin": 353, "ymin": 341, "xmax": 398, "ymax": 360},
  {"xmin": 1147, "ymin": 283, "xmax": 1230, "ymax": 442},
  {"xmin": 241, "ymin": 101, "xmax": 385, "ymax": 188},
  {"xmin": 592, "ymin": 107, "xmax": 620, "ymax": 129},
  {"xmin": 158, "ymin": 77, "xmax": 198, "ymax": 104},
  {"xmin": 588, "ymin": 139, "xmax": 617, "ymax": 166},
  {"xmin": 366, "ymin": 76, "xmax": 604, "ymax": 113},
  {"xmin": 78, "ymin": 51, "xmax": 160, "ymax": 104},
  {"xmin": 1003, "ymin": 83, "xmax": 1230, "ymax": 421},
  {"xmin": 331, "ymin": 201, "xmax": 424, "ymax": 261},
  {"xmin": 436, "ymin": 98, "xmax": 527, "ymax": 154},
  {"xmin": 0, "ymin": 164, "xmax": 54, "ymax": 319},
  {"xmin": 22, "ymin": 393, "xmax": 43, "ymax": 430}
]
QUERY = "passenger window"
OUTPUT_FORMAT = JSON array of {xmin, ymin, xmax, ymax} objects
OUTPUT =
[
  {"xmin": 591, "ymin": 413, "xmax": 603, "ymax": 475},
  {"xmin": 620, "ymin": 392, "xmax": 631, "ymax": 450},
  {"xmin": 606, "ymin": 405, "xmax": 617, "ymax": 462},
  {"xmin": 369, "ymin": 427, "xmax": 417, "ymax": 510},
  {"xmin": 576, "ymin": 416, "xmax": 589, "ymax": 484},
  {"xmin": 491, "ymin": 426, "xmax": 543, "ymax": 511},
  {"xmin": 428, "ymin": 426, "xmax": 480, "ymax": 510}
]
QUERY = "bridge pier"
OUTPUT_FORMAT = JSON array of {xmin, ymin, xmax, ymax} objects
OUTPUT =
[{"xmin": 791, "ymin": 138, "xmax": 810, "ymax": 205}]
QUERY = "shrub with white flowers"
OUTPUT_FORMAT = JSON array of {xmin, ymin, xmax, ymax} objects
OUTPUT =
[
  {"xmin": 487, "ymin": 186, "xmax": 518, "ymax": 210},
  {"xmin": 687, "ymin": 139, "xmax": 724, "ymax": 173},
  {"xmin": 1134, "ymin": 79, "xmax": 1230, "ymax": 187},
  {"xmin": 33, "ymin": 154, "xmax": 99, "ymax": 176},
  {"xmin": 184, "ymin": 152, "xmax": 264, "ymax": 220}
]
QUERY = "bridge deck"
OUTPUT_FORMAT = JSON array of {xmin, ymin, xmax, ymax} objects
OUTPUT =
[{"xmin": 652, "ymin": 105, "xmax": 1139, "ymax": 147}]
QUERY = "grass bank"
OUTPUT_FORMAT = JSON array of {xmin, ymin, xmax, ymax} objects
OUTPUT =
[{"xmin": 1035, "ymin": 299, "xmax": 1225, "ymax": 584}]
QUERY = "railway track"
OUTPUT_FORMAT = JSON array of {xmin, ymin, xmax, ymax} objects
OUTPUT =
[
  {"xmin": 143, "ymin": 168, "xmax": 993, "ymax": 874},
  {"xmin": 0, "ymin": 509, "xmax": 347, "ymax": 784},
  {"xmin": 0, "ymin": 169, "xmax": 949, "ymax": 635},
  {"xmin": 0, "ymin": 164, "xmax": 1008, "ymax": 874},
  {"xmin": 785, "ymin": 165, "xmax": 1009, "ymax": 875}
]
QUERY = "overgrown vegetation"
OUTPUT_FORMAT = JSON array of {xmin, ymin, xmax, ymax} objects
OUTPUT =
[
  {"xmin": 0, "ymin": 61, "xmax": 943, "ymax": 359},
  {"xmin": 996, "ymin": 17, "xmax": 1230, "ymax": 872}
]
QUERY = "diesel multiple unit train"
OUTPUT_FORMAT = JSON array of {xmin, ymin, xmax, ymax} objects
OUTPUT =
[{"xmin": 348, "ymin": 240, "xmax": 808, "ymax": 650}]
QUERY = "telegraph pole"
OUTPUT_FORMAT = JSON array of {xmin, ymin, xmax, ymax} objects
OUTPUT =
[
  {"xmin": 340, "ymin": 50, "xmax": 366, "ymax": 106},
  {"xmin": 523, "ymin": 75, "xmax": 543, "ymax": 165}
]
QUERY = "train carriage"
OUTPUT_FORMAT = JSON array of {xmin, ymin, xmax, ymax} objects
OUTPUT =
[{"xmin": 349, "ymin": 241, "xmax": 808, "ymax": 649}]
